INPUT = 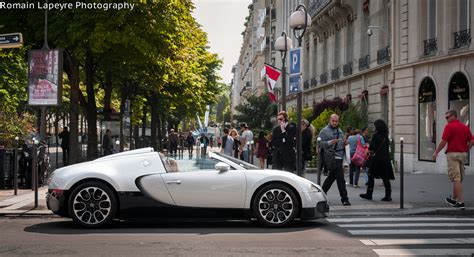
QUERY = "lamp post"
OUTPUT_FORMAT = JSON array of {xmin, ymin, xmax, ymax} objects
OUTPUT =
[
  {"xmin": 14, "ymin": 136, "xmax": 19, "ymax": 195},
  {"xmin": 289, "ymin": 4, "xmax": 310, "ymax": 177},
  {"xmin": 274, "ymin": 32, "xmax": 292, "ymax": 111}
]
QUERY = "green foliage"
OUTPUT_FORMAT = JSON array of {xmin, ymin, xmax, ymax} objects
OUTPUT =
[
  {"xmin": 287, "ymin": 106, "xmax": 313, "ymax": 123},
  {"xmin": 311, "ymin": 109, "xmax": 336, "ymax": 135},
  {"xmin": 340, "ymin": 102, "xmax": 369, "ymax": 132},
  {"xmin": 234, "ymin": 95, "xmax": 277, "ymax": 131}
]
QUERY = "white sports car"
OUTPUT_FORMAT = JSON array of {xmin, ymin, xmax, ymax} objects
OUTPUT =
[{"xmin": 46, "ymin": 148, "xmax": 329, "ymax": 228}]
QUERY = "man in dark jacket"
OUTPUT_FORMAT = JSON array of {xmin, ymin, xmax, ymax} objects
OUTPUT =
[
  {"xmin": 319, "ymin": 114, "xmax": 351, "ymax": 206},
  {"xmin": 301, "ymin": 119, "xmax": 313, "ymax": 171},
  {"xmin": 58, "ymin": 126, "xmax": 69, "ymax": 166},
  {"xmin": 271, "ymin": 111, "xmax": 296, "ymax": 172}
]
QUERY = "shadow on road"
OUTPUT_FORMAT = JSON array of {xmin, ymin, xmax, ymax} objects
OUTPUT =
[{"xmin": 24, "ymin": 219, "xmax": 330, "ymax": 235}]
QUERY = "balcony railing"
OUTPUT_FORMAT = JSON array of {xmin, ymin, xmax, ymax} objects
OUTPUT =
[
  {"xmin": 320, "ymin": 72, "xmax": 328, "ymax": 84},
  {"xmin": 304, "ymin": 80, "xmax": 310, "ymax": 90},
  {"xmin": 308, "ymin": 0, "xmax": 332, "ymax": 17},
  {"xmin": 343, "ymin": 62, "xmax": 352, "ymax": 76},
  {"xmin": 310, "ymin": 77, "xmax": 317, "ymax": 88},
  {"xmin": 453, "ymin": 29, "xmax": 471, "ymax": 49},
  {"xmin": 377, "ymin": 46, "xmax": 390, "ymax": 64},
  {"xmin": 359, "ymin": 55, "xmax": 370, "ymax": 71},
  {"xmin": 423, "ymin": 38, "xmax": 438, "ymax": 56},
  {"xmin": 331, "ymin": 67, "xmax": 340, "ymax": 80}
]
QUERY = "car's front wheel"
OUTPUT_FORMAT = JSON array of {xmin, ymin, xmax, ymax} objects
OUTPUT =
[
  {"xmin": 252, "ymin": 183, "xmax": 299, "ymax": 227},
  {"xmin": 68, "ymin": 181, "xmax": 117, "ymax": 228}
]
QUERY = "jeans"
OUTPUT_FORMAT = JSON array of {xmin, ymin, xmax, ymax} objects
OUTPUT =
[
  {"xmin": 322, "ymin": 159, "xmax": 349, "ymax": 202},
  {"xmin": 243, "ymin": 150, "xmax": 250, "ymax": 163},
  {"xmin": 349, "ymin": 153, "xmax": 361, "ymax": 186}
]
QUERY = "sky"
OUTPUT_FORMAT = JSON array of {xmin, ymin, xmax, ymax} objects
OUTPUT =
[{"xmin": 192, "ymin": 0, "xmax": 251, "ymax": 85}]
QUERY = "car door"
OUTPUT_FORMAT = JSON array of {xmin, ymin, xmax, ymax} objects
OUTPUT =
[{"xmin": 161, "ymin": 161, "xmax": 246, "ymax": 209}]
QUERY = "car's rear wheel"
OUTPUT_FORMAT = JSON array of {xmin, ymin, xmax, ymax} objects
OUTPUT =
[
  {"xmin": 252, "ymin": 184, "xmax": 299, "ymax": 227},
  {"xmin": 68, "ymin": 181, "xmax": 117, "ymax": 228}
]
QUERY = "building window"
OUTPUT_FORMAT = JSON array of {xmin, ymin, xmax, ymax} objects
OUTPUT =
[
  {"xmin": 448, "ymin": 72, "xmax": 470, "ymax": 126},
  {"xmin": 418, "ymin": 77, "xmax": 437, "ymax": 162},
  {"xmin": 427, "ymin": 0, "xmax": 437, "ymax": 39},
  {"xmin": 448, "ymin": 72, "xmax": 470, "ymax": 164},
  {"xmin": 334, "ymin": 28, "xmax": 340, "ymax": 69},
  {"xmin": 459, "ymin": 0, "xmax": 470, "ymax": 31},
  {"xmin": 345, "ymin": 20, "xmax": 354, "ymax": 65}
]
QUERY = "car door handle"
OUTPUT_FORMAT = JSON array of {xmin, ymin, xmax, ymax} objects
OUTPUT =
[{"xmin": 166, "ymin": 180, "xmax": 181, "ymax": 185}]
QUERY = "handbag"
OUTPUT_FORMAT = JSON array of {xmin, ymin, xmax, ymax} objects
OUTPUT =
[
  {"xmin": 323, "ymin": 148, "xmax": 337, "ymax": 171},
  {"xmin": 351, "ymin": 136, "xmax": 367, "ymax": 167}
]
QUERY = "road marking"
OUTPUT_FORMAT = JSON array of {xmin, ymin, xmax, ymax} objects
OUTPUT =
[
  {"xmin": 339, "ymin": 223, "xmax": 474, "ymax": 228},
  {"xmin": 327, "ymin": 217, "xmax": 474, "ymax": 223},
  {"xmin": 373, "ymin": 248, "xmax": 474, "ymax": 256},
  {"xmin": 349, "ymin": 229, "xmax": 474, "ymax": 235},
  {"xmin": 361, "ymin": 238, "xmax": 474, "ymax": 246}
]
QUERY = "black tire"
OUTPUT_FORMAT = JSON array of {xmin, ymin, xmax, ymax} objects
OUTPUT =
[
  {"xmin": 68, "ymin": 181, "xmax": 117, "ymax": 228},
  {"xmin": 252, "ymin": 183, "xmax": 299, "ymax": 228}
]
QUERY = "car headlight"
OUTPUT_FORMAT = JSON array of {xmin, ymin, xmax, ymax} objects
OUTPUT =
[{"xmin": 310, "ymin": 183, "xmax": 322, "ymax": 192}]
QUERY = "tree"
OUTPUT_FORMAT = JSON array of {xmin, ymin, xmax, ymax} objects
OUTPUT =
[{"xmin": 234, "ymin": 95, "xmax": 277, "ymax": 131}]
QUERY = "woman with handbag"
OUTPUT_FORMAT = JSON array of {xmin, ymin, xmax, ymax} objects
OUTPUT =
[
  {"xmin": 360, "ymin": 119, "xmax": 395, "ymax": 201},
  {"xmin": 348, "ymin": 129, "xmax": 366, "ymax": 187}
]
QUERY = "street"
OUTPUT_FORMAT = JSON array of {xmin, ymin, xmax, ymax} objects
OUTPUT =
[{"xmin": 1, "ymin": 214, "xmax": 474, "ymax": 257}]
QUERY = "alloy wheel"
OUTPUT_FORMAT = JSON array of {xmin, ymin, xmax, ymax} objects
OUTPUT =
[
  {"xmin": 72, "ymin": 186, "xmax": 112, "ymax": 226},
  {"xmin": 257, "ymin": 189, "xmax": 294, "ymax": 225}
]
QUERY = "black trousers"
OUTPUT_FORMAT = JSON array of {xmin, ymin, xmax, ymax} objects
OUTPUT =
[
  {"xmin": 61, "ymin": 147, "xmax": 69, "ymax": 166},
  {"xmin": 366, "ymin": 174, "xmax": 391, "ymax": 197},
  {"xmin": 322, "ymin": 159, "xmax": 348, "ymax": 202}
]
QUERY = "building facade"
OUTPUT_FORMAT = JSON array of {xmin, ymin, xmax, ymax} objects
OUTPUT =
[{"xmin": 232, "ymin": 0, "xmax": 474, "ymax": 174}]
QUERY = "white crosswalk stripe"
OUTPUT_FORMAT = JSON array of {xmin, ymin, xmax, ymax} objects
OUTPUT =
[{"xmin": 328, "ymin": 216, "xmax": 474, "ymax": 256}]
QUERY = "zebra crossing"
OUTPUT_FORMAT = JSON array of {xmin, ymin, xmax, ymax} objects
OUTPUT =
[{"xmin": 327, "ymin": 216, "xmax": 474, "ymax": 256}]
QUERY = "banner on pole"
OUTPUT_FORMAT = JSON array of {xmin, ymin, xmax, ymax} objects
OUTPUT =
[{"xmin": 28, "ymin": 49, "xmax": 63, "ymax": 106}]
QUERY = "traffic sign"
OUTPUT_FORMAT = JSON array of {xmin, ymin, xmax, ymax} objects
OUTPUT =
[
  {"xmin": 289, "ymin": 74, "xmax": 301, "ymax": 93},
  {"xmin": 0, "ymin": 33, "xmax": 23, "ymax": 48},
  {"xmin": 289, "ymin": 47, "xmax": 301, "ymax": 75},
  {"xmin": 289, "ymin": 47, "xmax": 302, "ymax": 93}
]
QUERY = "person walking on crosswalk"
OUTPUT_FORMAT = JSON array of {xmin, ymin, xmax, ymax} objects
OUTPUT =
[
  {"xmin": 432, "ymin": 109, "xmax": 474, "ymax": 210},
  {"xmin": 360, "ymin": 119, "xmax": 394, "ymax": 202}
]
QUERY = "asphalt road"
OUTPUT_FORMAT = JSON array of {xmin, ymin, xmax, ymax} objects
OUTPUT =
[{"xmin": 0, "ymin": 217, "xmax": 372, "ymax": 257}]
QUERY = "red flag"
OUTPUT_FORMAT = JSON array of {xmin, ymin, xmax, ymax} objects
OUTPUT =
[{"xmin": 264, "ymin": 65, "xmax": 281, "ymax": 103}]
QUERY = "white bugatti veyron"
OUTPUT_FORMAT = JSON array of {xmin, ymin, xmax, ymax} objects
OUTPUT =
[{"xmin": 46, "ymin": 148, "xmax": 329, "ymax": 228}]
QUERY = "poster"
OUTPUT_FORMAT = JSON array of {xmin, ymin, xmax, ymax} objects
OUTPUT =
[{"xmin": 28, "ymin": 49, "xmax": 62, "ymax": 106}]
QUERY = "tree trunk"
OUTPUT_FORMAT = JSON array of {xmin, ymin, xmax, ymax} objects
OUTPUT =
[
  {"xmin": 141, "ymin": 105, "xmax": 147, "ymax": 147},
  {"xmin": 64, "ymin": 51, "xmax": 80, "ymax": 165},
  {"xmin": 84, "ymin": 49, "xmax": 98, "ymax": 160},
  {"xmin": 103, "ymin": 72, "xmax": 113, "ymax": 120},
  {"xmin": 150, "ymin": 93, "xmax": 158, "ymax": 151}
]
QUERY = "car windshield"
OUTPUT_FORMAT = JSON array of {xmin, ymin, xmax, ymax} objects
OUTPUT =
[{"xmin": 212, "ymin": 152, "xmax": 261, "ymax": 170}]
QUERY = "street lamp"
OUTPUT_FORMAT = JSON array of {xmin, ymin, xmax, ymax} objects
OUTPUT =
[
  {"xmin": 274, "ymin": 32, "xmax": 292, "ymax": 111},
  {"xmin": 289, "ymin": 4, "xmax": 310, "ymax": 177},
  {"xmin": 367, "ymin": 25, "xmax": 385, "ymax": 36}
]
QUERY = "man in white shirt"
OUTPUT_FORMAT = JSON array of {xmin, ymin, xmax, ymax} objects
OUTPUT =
[{"xmin": 239, "ymin": 123, "xmax": 254, "ymax": 163}]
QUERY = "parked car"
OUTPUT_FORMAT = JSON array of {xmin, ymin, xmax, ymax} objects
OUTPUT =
[{"xmin": 47, "ymin": 148, "xmax": 328, "ymax": 228}]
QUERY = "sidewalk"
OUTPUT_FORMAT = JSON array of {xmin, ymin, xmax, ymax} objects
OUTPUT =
[{"xmin": 0, "ymin": 166, "xmax": 473, "ymax": 217}]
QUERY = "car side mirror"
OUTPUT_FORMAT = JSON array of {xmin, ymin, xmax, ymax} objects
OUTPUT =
[{"xmin": 215, "ymin": 162, "xmax": 230, "ymax": 172}]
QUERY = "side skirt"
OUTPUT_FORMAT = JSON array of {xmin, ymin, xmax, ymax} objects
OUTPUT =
[{"xmin": 117, "ymin": 192, "xmax": 252, "ymax": 219}]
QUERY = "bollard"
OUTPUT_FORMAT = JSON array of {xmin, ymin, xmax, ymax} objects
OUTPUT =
[
  {"xmin": 32, "ymin": 140, "xmax": 38, "ymax": 208},
  {"xmin": 400, "ymin": 137, "xmax": 404, "ymax": 209},
  {"xmin": 14, "ymin": 137, "xmax": 19, "ymax": 195},
  {"xmin": 317, "ymin": 137, "xmax": 322, "ymax": 186}
]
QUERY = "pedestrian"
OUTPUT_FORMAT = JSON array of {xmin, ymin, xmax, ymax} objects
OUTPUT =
[
  {"xmin": 169, "ymin": 129, "xmax": 179, "ymax": 157},
  {"xmin": 217, "ymin": 136, "xmax": 222, "ymax": 148},
  {"xmin": 266, "ymin": 133, "xmax": 273, "ymax": 168},
  {"xmin": 255, "ymin": 131, "xmax": 269, "ymax": 169},
  {"xmin": 239, "ymin": 123, "xmax": 254, "ymax": 163},
  {"xmin": 319, "ymin": 114, "xmax": 351, "ymax": 206},
  {"xmin": 360, "ymin": 119, "xmax": 395, "ymax": 202},
  {"xmin": 221, "ymin": 128, "xmax": 235, "ymax": 157},
  {"xmin": 361, "ymin": 126, "xmax": 370, "ymax": 184},
  {"xmin": 102, "ymin": 129, "xmax": 113, "ymax": 156},
  {"xmin": 229, "ymin": 128, "xmax": 241, "ymax": 158},
  {"xmin": 199, "ymin": 133, "xmax": 209, "ymax": 157},
  {"xmin": 301, "ymin": 119, "xmax": 313, "ymax": 171},
  {"xmin": 432, "ymin": 110, "xmax": 474, "ymax": 209},
  {"xmin": 186, "ymin": 132, "xmax": 194, "ymax": 158},
  {"xmin": 348, "ymin": 129, "xmax": 366, "ymax": 187},
  {"xmin": 58, "ymin": 126, "xmax": 69, "ymax": 166},
  {"xmin": 271, "ymin": 111, "xmax": 296, "ymax": 172}
]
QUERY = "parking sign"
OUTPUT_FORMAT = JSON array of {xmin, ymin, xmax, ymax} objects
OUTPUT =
[{"xmin": 289, "ymin": 47, "xmax": 302, "ymax": 93}]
